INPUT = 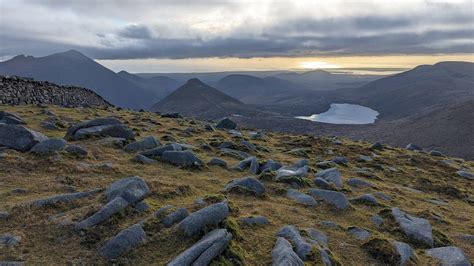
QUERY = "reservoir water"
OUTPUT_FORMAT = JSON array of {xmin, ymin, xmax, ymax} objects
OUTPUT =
[{"xmin": 295, "ymin": 103, "xmax": 379, "ymax": 125}]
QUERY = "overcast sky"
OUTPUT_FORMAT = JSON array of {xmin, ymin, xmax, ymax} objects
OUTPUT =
[{"xmin": 0, "ymin": 0, "xmax": 473, "ymax": 72}]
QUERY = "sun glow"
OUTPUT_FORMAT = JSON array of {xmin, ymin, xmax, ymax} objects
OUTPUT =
[{"xmin": 300, "ymin": 61, "xmax": 340, "ymax": 69}]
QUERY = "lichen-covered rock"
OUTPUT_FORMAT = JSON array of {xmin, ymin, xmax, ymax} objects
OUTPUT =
[
  {"xmin": 31, "ymin": 189, "xmax": 101, "ymax": 207},
  {"xmin": 271, "ymin": 237, "xmax": 304, "ymax": 266},
  {"xmin": 99, "ymin": 224, "xmax": 146, "ymax": 260},
  {"xmin": 105, "ymin": 177, "xmax": 150, "ymax": 204},
  {"xmin": 425, "ymin": 246, "xmax": 470, "ymax": 266},
  {"xmin": 167, "ymin": 229, "xmax": 232, "ymax": 266},
  {"xmin": 75, "ymin": 196, "xmax": 129, "ymax": 230},
  {"xmin": 276, "ymin": 165, "xmax": 309, "ymax": 180},
  {"xmin": 391, "ymin": 207, "xmax": 433, "ymax": 247},
  {"xmin": 161, "ymin": 151, "xmax": 203, "ymax": 168},
  {"xmin": 178, "ymin": 202, "xmax": 229, "ymax": 237},
  {"xmin": 30, "ymin": 138, "xmax": 66, "ymax": 155},
  {"xmin": 287, "ymin": 189, "xmax": 317, "ymax": 206},
  {"xmin": 224, "ymin": 177, "xmax": 265, "ymax": 196},
  {"xmin": 0, "ymin": 124, "xmax": 48, "ymax": 151},
  {"xmin": 123, "ymin": 136, "xmax": 161, "ymax": 152},
  {"xmin": 308, "ymin": 188, "xmax": 350, "ymax": 210}
]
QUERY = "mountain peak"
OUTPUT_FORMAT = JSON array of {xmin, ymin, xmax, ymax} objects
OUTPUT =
[
  {"xmin": 53, "ymin": 50, "xmax": 90, "ymax": 60},
  {"xmin": 186, "ymin": 78, "xmax": 205, "ymax": 86}
]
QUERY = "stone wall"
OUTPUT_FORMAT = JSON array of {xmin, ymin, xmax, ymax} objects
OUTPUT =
[{"xmin": 0, "ymin": 75, "xmax": 113, "ymax": 108}]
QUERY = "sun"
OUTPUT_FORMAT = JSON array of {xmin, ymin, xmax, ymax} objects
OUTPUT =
[{"xmin": 300, "ymin": 61, "xmax": 339, "ymax": 69}]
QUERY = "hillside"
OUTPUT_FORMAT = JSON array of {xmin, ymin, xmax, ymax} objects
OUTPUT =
[
  {"xmin": 117, "ymin": 71, "xmax": 181, "ymax": 101},
  {"xmin": 0, "ymin": 50, "xmax": 156, "ymax": 109},
  {"xmin": 0, "ymin": 105, "xmax": 472, "ymax": 265},
  {"xmin": 151, "ymin": 78, "xmax": 265, "ymax": 120}
]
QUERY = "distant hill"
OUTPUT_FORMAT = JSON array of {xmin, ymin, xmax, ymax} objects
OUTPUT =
[
  {"xmin": 151, "ymin": 78, "xmax": 264, "ymax": 120},
  {"xmin": 339, "ymin": 61, "xmax": 474, "ymax": 119},
  {"xmin": 0, "ymin": 50, "xmax": 157, "ymax": 109},
  {"xmin": 117, "ymin": 71, "xmax": 181, "ymax": 101}
]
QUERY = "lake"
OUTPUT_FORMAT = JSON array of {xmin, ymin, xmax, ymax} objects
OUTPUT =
[{"xmin": 295, "ymin": 103, "xmax": 379, "ymax": 124}]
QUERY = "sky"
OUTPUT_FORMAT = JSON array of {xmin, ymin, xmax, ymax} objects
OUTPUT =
[{"xmin": 0, "ymin": 0, "xmax": 473, "ymax": 73}]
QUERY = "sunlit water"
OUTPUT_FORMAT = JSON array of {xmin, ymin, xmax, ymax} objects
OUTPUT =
[{"xmin": 295, "ymin": 103, "xmax": 379, "ymax": 124}]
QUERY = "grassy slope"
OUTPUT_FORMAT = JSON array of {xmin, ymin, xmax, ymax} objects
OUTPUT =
[{"xmin": 0, "ymin": 105, "xmax": 473, "ymax": 265}]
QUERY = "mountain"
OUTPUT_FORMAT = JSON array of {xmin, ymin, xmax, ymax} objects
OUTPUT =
[
  {"xmin": 339, "ymin": 61, "xmax": 474, "ymax": 119},
  {"xmin": 151, "ymin": 78, "xmax": 263, "ymax": 119},
  {"xmin": 0, "ymin": 50, "xmax": 157, "ymax": 109},
  {"xmin": 117, "ymin": 71, "xmax": 181, "ymax": 101},
  {"xmin": 215, "ymin": 74, "xmax": 311, "ymax": 104}
]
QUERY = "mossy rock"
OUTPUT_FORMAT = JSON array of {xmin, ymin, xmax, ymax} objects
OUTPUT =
[
  {"xmin": 204, "ymin": 194, "xmax": 227, "ymax": 204},
  {"xmin": 361, "ymin": 237, "xmax": 401, "ymax": 265}
]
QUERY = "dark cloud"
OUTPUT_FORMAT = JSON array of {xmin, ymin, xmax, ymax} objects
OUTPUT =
[{"xmin": 117, "ymin": 24, "xmax": 152, "ymax": 40}]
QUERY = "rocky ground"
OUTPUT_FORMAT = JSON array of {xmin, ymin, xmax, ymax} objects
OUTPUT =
[{"xmin": 0, "ymin": 105, "xmax": 473, "ymax": 265}]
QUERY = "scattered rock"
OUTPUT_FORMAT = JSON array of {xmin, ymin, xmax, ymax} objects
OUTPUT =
[
  {"xmin": 208, "ymin": 158, "xmax": 227, "ymax": 168},
  {"xmin": 276, "ymin": 225, "xmax": 313, "ymax": 260},
  {"xmin": 456, "ymin": 170, "xmax": 474, "ymax": 180},
  {"xmin": 319, "ymin": 221, "xmax": 340, "ymax": 229},
  {"xmin": 97, "ymin": 137, "xmax": 127, "ymax": 148},
  {"xmin": 260, "ymin": 159, "xmax": 283, "ymax": 172},
  {"xmin": 168, "ymin": 229, "xmax": 232, "ymax": 266},
  {"xmin": 123, "ymin": 136, "xmax": 160, "ymax": 152},
  {"xmin": 406, "ymin": 143, "xmax": 422, "ymax": 151},
  {"xmin": 161, "ymin": 151, "xmax": 203, "ymax": 168},
  {"xmin": 135, "ymin": 201, "xmax": 149, "ymax": 212},
  {"xmin": 231, "ymin": 156, "xmax": 259, "ymax": 174},
  {"xmin": 287, "ymin": 189, "xmax": 317, "ymax": 206},
  {"xmin": 216, "ymin": 117, "xmax": 237, "ymax": 130},
  {"xmin": 75, "ymin": 196, "xmax": 129, "ymax": 230},
  {"xmin": 0, "ymin": 211, "xmax": 9, "ymax": 220},
  {"xmin": 161, "ymin": 113, "xmax": 183, "ymax": 119},
  {"xmin": 30, "ymin": 138, "xmax": 66, "ymax": 155},
  {"xmin": 429, "ymin": 150, "xmax": 445, "ymax": 157},
  {"xmin": 308, "ymin": 188, "xmax": 350, "ymax": 210},
  {"xmin": 370, "ymin": 215, "xmax": 384, "ymax": 227},
  {"xmin": 316, "ymin": 160, "xmax": 338, "ymax": 169},
  {"xmin": 425, "ymin": 246, "xmax": 470, "ymax": 266},
  {"xmin": 0, "ymin": 234, "xmax": 21, "ymax": 247},
  {"xmin": 454, "ymin": 234, "xmax": 474, "ymax": 244},
  {"xmin": 0, "ymin": 111, "xmax": 26, "ymax": 125},
  {"xmin": 31, "ymin": 189, "xmax": 101, "ymax": 207},
  {"xmin": 99, "ymin": 224, "xmax": 146, "ymax": 260},
  {"xmin": 271, "ymin": 237, "xmax": 304, "ymax": 266},
  {"xmin": 371, "ymin": 142, "xmax": 384, "ymax": 151},
  {"xmin": 161, "ymin": 208, "xmax": 189, "ymax": 228},
  {"xmin": 239, "ymin": 216, "xmax": 269, "ymax": 226},
  {"xmin": 333, "ymin": 156, "xmax": 348, "ymax": 165},
  {"xmin": 373, "ymin": 192, "xmax": 392, "ymax": 201},
  {"xmin": 392, "ymin": 241, "xmax": 416, "ymax": 266},
  {"xmin": 140, "ymin": 143, "xmax": 182, "ymax": 159},
  {"xmin": 347, "ymin": 178, "xmax": 373, "ymax": 188},
  {"xmin": 133, "ymin": 154, "xmax": 157, "ymax": 164},
  {"xmin": 224, "ymin": 177, "xmax": 265, "ymax": 196},
  {"xmin": 105, "ymin": 177, "xmax": 151, "ymax": 204},
  {"xmin": 315, "ymin": 168, "xmax": 343, "ymax": 189},
  {"xmin": 358, "ymin": 155, "xmax": 373, "ymax": 162},
  {"xmin": 350, "ymin": 194, "xmax": 379, "ymax": 206},
  {"xmin": 65, "ymin": 117, "xmax": 134, "ymax": 140},
  {"xmin": 391, "ymin": 207, "xmax": 433, "ymax": 247},
  {"xmin": 178, "ymin": 202, "xmax": 229, "ymax": 237},
  {"xmin": 276, "ymin": 165, "xmax": 309, "ymax": 180},
  {"xmin": 305, "ymin": 228, "xmax": 328, "ymax": 247},
  {"xmin": 0, "ymin": 124, "xmax": 48, "ymax": 151},
  {"xmin": 348, "ymin": 227, "xmax": 370, "ymax": 240},
  {"xmin": 65, "ymin": 144, "xmax": 88, "ymax": 158}
]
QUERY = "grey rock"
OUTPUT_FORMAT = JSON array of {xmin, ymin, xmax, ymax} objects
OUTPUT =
[
  {"xmin": 0, "ymin": 211, "xmax": 9, "ymax": 220},
  {"xmin": 40, "ymin": 121, "xmax": 60, "ymax": 130},
  {"xmin": 391, "ymin": 207, "xmax": 433, "ymax": 247},
  {"xmin": 232, "ymin": 156, "xmax": 259, "ymax": 174},
  {"xmin": 315, "ymin": 168, "xmax": 342, "ymax": 188},
  {"xmin": 333, "ymin": 156, "xmax": 348, "ymax": 165},
  {"xmin": 455, "ymin": 234, "xmax": 474, "ymax": 244},
  {"xmin": 240, "ymin": 140, "xmax": 256, "ymax": 151},
  {"xmin": 392, "ymin": 241, "xmax": 416, "ymax": 266},
  {"xmin": 373, "ymin": 192, "xmax": 392, "ymax": 201},
  {"xmin": 99, "ymin": 224, "xmax": 146, "ymax": 260},
  {"xmin": 429, "ymin": 150, "xmax": 445, "ymax": 157},
  {"xmin": 162, "ymin": 208, "xmax": 189, "ymax": 227},
  {"xmin": 313, "ymin": 178, "xmax": 332, "ymax": 190},
  {"xmin": 98, "ymin": 137, "xmax": 127, "ymax": 148},
  {"xmin": 30, "ymin": 138, "xmax": 66, "ymax": 155},
  {"xmin": 319, "ymin": 221, "xmax": 340, "ymax": 229},
  {"xmin": 31, "ymin": 188, "xmax": 101, "ymax": 207},
  {"xmin": 224, "ymin": 177, "xmax": 265, "ymax": 196},
  {"xmin": 65, "ymin": 117, "xmax": 121, "ymax": 138},
  {"xmin": 358, "ymin": 155, "xmax": 373, "ymax": 162},
  {"xmin": 456, "ymin": 170, "xmax": 474, "ymax": 180},
  {"xmin": 305, "ymin": 228, "xmax": 328, "ymax": 247},
  {"xmin": 178, "ymin": 202, "xmax": 229, "ymax": 237},
  {"xmin": 219, "ymin": 148, "xmax": 250, "ymax": 160},
  {"xmin": 72, "ymin": 124, "xmax": 135, "ymax": 140},
  {"xmin": 406, "ymin": 143, "xmax": 422, "ymax": 151},
  {"xmin": 0, "ymin": 124, "xmax": 48, "ymax": 151},
  {"xmin": 308, "ymin": 188, "xmax": 350, "ymax": 210},
  {"xmin": 161, "ymin": 151, "xmax": 203, "ymax": 168},
  {"xmin": 287, "ymin": 189, "xmax": 317, "ymax": 206},
  {"xmin": 260, "ymin": 159, "xmax": 283, "ymax": 172},
  {"xmin": 133, "ymin": 154, "xmax": 157, "ymax": 164},
  {"xmin": 0, "ymin": 111, "xmax": 26, "ymax": 125},
  {"xmin": 0, "ymin": 234, "xmax": 21, "ymax": 247},
  {"xmin": 271, "ymin": 237, "xmax": 304, "ymax": 266},
  {"xmin": 140, "ymin": 143, "xmax": 182, "ymax": 159},
  {"xmin": 124, "ymin": 136, "xmax": 160, "ymax": 152},
  {"xmin": 154, "ymin": 205, "xmax": 174, "ymax": 217},
  {"xmin": 216, "ymin": 117, "xmax": 237, "ymax": 130},
  {"xmin": 161, "ymin": 113, "xmax": 183, "ymax": 119},
  {"xmin": 105, "ymin": 176, "xmax": 150, "ymax": 204},
  {"xmin": 350, "ymin": 194, "xmax": 379, "ymax": 206},
  {"xmin": 370, "ymin": 214, "xmax": 384, "ymax": 227},
  {"xmin": 294, "ymin": 159, "xmax": 309, "ymax": 168},
  {"xmin": 168, "ymin": 229, "xmax": 232, "ymax": 266},
  {"xmin": 228, "ymin": 129, "xmax": 242, "ymax": 138},
  {"xmin": 276, "ymin": 165, "xmax": 309, "ymax": 180},
  {"xmin": 347, "ymin": 178, "xmax": 372, "ymax": 188},
  {"xmin": 135, "ymin": 201, "xmax": 149, "ymax": 212},
  {"xmin": 240, "ymin": 215, "xmax": 269, "ymax": 226},
  {"xmin": 75, "ymin": 196, "xmax": 129, "ymax": 230},
  {"xmin": 65, "ymin": 144, "xmax": 88, "ymax": 158},
  {"xmin": 348, "ymin": 227, "xmax": 370, "ymax": 240},
  {"xmin": 316, "ymin": 160, "xmax": 338, "ymax": 169},
  {"xmin": 218, "ymin": 141, "xmax": 236, "ymax": 150},
  {"xmin": 276, "ymin": 225, "xmax": 312, "ymax": 260},
  {"xmin": 371, "ymin": 142, "xmax": 384, "ymax": 150},
  {"xmin": 425, "ymin": 246, "xmax": 470, "ymax": 266},
  {"xmin": 208, "ymin": 158, "xmax": 227, "ymax": 168},
  {"xmin": 0, "ymin": 261, "xmax": 25, "ymax": 266}
]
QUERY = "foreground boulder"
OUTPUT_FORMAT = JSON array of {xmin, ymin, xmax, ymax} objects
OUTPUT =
[
  {"xmin": 391, "ymin": 207, "xmax": 433, "ymax": 247},
  {"xmin": 99, "ymin": 224, "xmax": 146, "ymax": 260},
  {"xmin": 216, "ymin": 118, "xmax": 237, "ymax": 130},
  {"xmin": 30, "ymin": 138, "xmax": 66, "ymax": 155},
  {"xmin": 308, "ymin": 189, "xmax": 350, "ymax": 210},
  {"xmin": 224, "ymin": 177, "xmax": 265, "ymax": 196},
  {"xmin": 178, "ymin": 202, "xmax": 229, "ymax": 237},
  {"xmin": 0, "ymin": 124, "xmax": 48, "ymax": 151},
  {"xmin": 105, "ymin": 177, "xmax": 150, "ymax": 204},
  {"xmin": 168, "ymin": 229, "xmax": 232, "ymax": 266},
  {"xmin": 0, "ymin": 111, "xmax": 26, "ymax": 125},
  {"xmin": 123, "ymin": 136, "xmax": 161, "ymax": 153},
  {"xmin": 65, "ymin": 117, "xmax": 134, "ymax": 140},
  {"xmin": 272, "ymin": 237, "xmax": 304, "ymax": 266},
  {"xmin": 425, "ymin": 246, "xmax": 470, "ymax": 266},
  {"xmin": 161, "ymin": 151, "xmax": 203, "ymax": 168}
]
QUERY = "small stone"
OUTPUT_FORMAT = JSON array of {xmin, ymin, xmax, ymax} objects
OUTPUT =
[
  {"xmin": 429, "ymin": 150, "xmax": 444, "ymax": 157},
  {"xmin": 161, "ymin": 208, "xmax": 189, "ymax": 228},
  {"xmin": 358, "ymin": 155, "xmax": 373, "ymax": 162},
  {"xmin": 161, "ymin": 151, "xmax": 203, "ymax": 168},
  {"xmin": 333, "ymin": 156, "xmax": 348, "ymax": 165},
  {"xmin": 208, "ymin": 158, "xmax": 227, "ymax": 168},
  {"xmin": 123, "ymin": 136, "xmax": 161, "ymax": 153},
  {"xmin": 370, "ymin": 215, "xmax": 384, "ymax": 227},
  {"xmin": 406, "ymin": 143, "xmax": 422, "ymax": 151},
  {"xmin": 287, "ymin": 189, "xmax": 317, "ymax": 206},
  {"xmin": 392, "ymin": 241, "xmax": 416, "ymax": 266},
  {"xmin": 133, "ymin": 154, "xmax": 156, "ymax": 164},
  {"xmin": 135, "ymin": 201, "xmax": 149, "ymax": 212},
  {"xmin": 105, "ymin": 176, "xmax": 151, "ymax": 204},
  {"xmin": 0, "ymin": 211, "xmax": 9, "ymax": 220},
  {"xmin": 347, "ymin": 178, "xmax": 373, "ymax": 188},
  {"xmin": 224, "ymin": 177, "xmax": 265, "ymax": 196},
  {"xmin": 456, "ymin": 170, "xmax": 474, "ymax": 180},
  {"xmin": 391, "ymin": 207, "xmax": 433, "ymax": 247},
  {"xmin": 271, "ymin": 237, "xmax": 304, "ymax": 266},
  {"xmin": 65, "ymin": 144, "xmax": 88, "ymax": 158},
  {"xmin": 371, "ymin": 142, "xmax": 384, "ymax": 151},
  {"xmin": 425, "ymin": 246, "xmax": 470, "ymax": 266},
  {"xmin": 315, "ymin": 168, "xmax": 343, "ymax": 188},
  {"xmin": 308, "ymin": 188, "xmax": 350, "ymax": 210},
  {"xmin": 216, "ymin": 118, "xmax": 237, "ymax": 130},
  {"xmin": 0, "ymin": 234, "xmax": 21, "ymax": 247},
  {"xmin": 99, "ymin": 224, "xmax": 146, "ymax": 260},
  {"xmin": 239, "ymin": 215, "xmax": 269, "ymax": 226},
  {"xmin": 350, "ymin": 194, "xmax": 379, "ymax": 206},
  {"xmin": 348, "ymin": 227, "xmax": 370, "ymax": 240}
]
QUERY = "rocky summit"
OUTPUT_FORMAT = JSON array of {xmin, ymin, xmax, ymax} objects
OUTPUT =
[{"xmin": 0, "ymin": 105, "xmax": 472, "ymax": 265}]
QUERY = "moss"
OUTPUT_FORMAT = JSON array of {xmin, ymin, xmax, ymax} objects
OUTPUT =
[
  {"xmin": 361, "ymin": 237, "xmax": 400, "ymax": 265},
  {"xmin": 258, "ymin": 170, "xmax": 276, "ymax": 181},
  {"xmin": 142, "ymin": 216, "xmax": 163, "ymax": 235},
  {"xmin": 432, "ymin": 228, "xmax": 453, "ymax": 247},
  {"xmin": 223, "ymin": 217, "xmax": 242, "ymax": 239},
  {"xmin": 277, "ymin": 176, "xmax": 312, "ymax": 187},
  {"xmin": 227, "ymin": 200, "xmax": 240, "ymax": 214},
  {"xmin": 211, "ymin": 240, "xmax": 246, "ymax": 266},
  {"xmin": 204, "ymin": 194, "xmax": 226, "ymax": 204}
]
